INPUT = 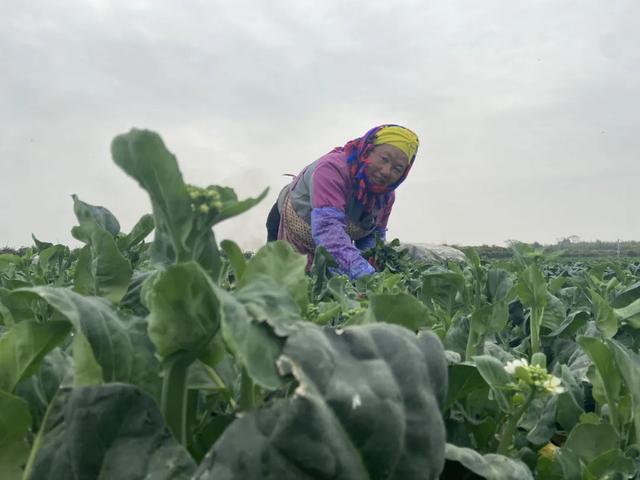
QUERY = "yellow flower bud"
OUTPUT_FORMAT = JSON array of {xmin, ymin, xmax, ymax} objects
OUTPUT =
[{"xmin": 539, "ymin": 442, "xmax": 559, "ymax": 459}]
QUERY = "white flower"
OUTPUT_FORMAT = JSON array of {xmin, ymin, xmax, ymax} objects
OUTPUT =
[
  {"xmin": 542, "ymin": 376, "xmax": 565, "ymax": 395},
  {"xmin": 504, "ymin": 358, "xmax": 529, "ymax": 375}
]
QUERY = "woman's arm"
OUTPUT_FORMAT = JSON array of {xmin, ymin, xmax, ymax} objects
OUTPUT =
[{"xmin": 311, "ymin": 207, "xmax": 375, "ymax": 279}]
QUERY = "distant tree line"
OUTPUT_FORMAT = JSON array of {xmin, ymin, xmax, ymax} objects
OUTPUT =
[
  {"xmin": 1, "ymin": 246, "xmax": 30, "ymax": 256},
  {"xmin": 461, "ymin": 240, "xmax": 640, "ymax": 260}
]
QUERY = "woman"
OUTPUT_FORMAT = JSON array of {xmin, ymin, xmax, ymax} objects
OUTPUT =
[{"xmin": 266, "ymin": 124, "xmax": 419, "ymax": 279}]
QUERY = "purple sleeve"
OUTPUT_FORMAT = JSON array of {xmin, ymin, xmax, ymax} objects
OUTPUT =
[{"xmin": 311, "ymin": 207, "xmax": 375, "ymax": 280}]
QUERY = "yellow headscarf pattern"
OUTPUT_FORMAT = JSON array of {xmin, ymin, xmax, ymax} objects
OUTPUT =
[{"xmin": 373, "ymin": 125, "xmax": 419, "ymax": 162}]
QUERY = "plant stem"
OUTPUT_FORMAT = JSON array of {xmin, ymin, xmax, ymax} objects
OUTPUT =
[
  {"xmin": 530, "ymin": 306, "xmax": 544, "ymax": 355},
  {"xmin": 239, "ymin": 367, "xmax": 255, "ymax": 411},
  {"xmin": 22, "ymin": 388, "xmax": 65, "ymax": 480},
  {"xmin": 203, "ymin": 363, "xmax": 237, "ymax": 410},
  {"xmin": 497, "ymin": 394, "xmax": 533, "ymax": 455},
  {"xmin": 601, "ymin": 376, "xmax": 621, "ymax": 437},
  {"xmin": 465, "ymin": 328, "xmax": 479, "ymax": 361},
  {"xmin": 161, "ymin": 355, "xmax": 192, "ymax": 445}
]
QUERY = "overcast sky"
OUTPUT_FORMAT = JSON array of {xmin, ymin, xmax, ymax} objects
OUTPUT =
[{"xmin": 2, "ymin": 0, "xmax": 639, "ymax": 251}]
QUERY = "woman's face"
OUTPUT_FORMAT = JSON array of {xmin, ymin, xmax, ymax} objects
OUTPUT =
[{"xmin": 365, "ymin": 144, "xmax": 410, "ymax": 187}]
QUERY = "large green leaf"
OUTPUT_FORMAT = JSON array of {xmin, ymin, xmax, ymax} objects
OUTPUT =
[
  {"xmin": 234, "ymin": 274, "xmax": 303, "ymax": 336},
  {"xmin": 309, "ymin": 245, "xmax": 338, "ymax": 300},
  {"xmin": 0, "ymin": 254, "xmax": 22, "ymax": 276},
  {"xmin": 195, "ymin": 324, "xmax": 448, "ymax": 480},
  {"xmin": 615, "ymin": 297, "xmax": 640, "ymax": 328},
  {"xmin": 0, "ymin": 287, "xmax": 47, "ymax": 326},
  {"xmin": 524, "ymin": 395, "xmax": 557, "ymax": 445},
  {"xmin": 73, "ymin": 332, "xmax": 104, "ymax": 387},
  {"xmin": 120, "ymin": 270, "xmax": 154, "ymax": 316},
  {"xmin": 443, "ymin": 315, "xmax": 470, "ymax": 357},
  {"xmin": 238, "ymin": 241, "xmax": 309, "ymax": 311},
  {"xmin": 70, "ymin": 196, "xmax": 133, "ymax": 303},
  {"xmin": 215, "ymin": 285, "xmax": 284, "ymax": 389},
  {"xmin": 366, "ymin": 292, "xmax": 430, "ymax": 330},
  {"xmin": 0, "ymin": 320, "xmax": 70, "ymax": 392},
  {"xmin": 116, "ymin": 213, "xmax": 155, "ymax": 251},
  {"xmin": 517, "ymin": 265, "xmax": 548, "ymax": 308},
  {"xmin": 589, "ymin": 289, "xmax": 619, "ymax": 337},
  {"xmin": 547, "ymin": 275, "xmax": 566, "ymax": 295},
  {"xmin": 464, "ymin": 247, "xmax": 482, "ymax": 272},
  {"xmin": 561, "ymin": 423, "xmax": 619, "ymax": 464},
  {"xmin": 584, "ymin": 449, "xmax": 635, "ymax": 479},
  {"xmin": 89, "ymin": 229, "xmax": 133, "ymax": 303},
  {"xmin": 70, "ymin": 194, "xmax": 121, "ymax": 242},
  {"xmin": 220, "ymin": 239, "xmax": 246, "ymax": 282},
  {"xmin": 473, "ymin": 355, "xmax": 512, "ymax": 412},
  {"xmin": 144, "ymin": 262, "xmax": 221, "ymax": 359},
  {"xmin": 470, "ymin": 301, "xmax": 508, "ymax": 336},
  {"xmin": 444, "ymin": 443, "xmax": 533, "ymax": 480},
  {"xmin": 546, "ymin": 309, "xmax": 589, "ymax": 338},
  {"xmin": 541, "ymin": 293, "xmax": 566, "ymax": 331},
  {"xmin": 30, "ymin": 384, "xmax": 196, "ymax": 479},
  {"xmin": 14, "ymin": 348, "xmax": 72, "ymax": 429},
  {"xmin": 577, "ymin": 336, "xmax": 622, "ymax": 430},
  {"xmin": 419, "ymin": 271, "xmax": 465, "ymax": 315},
  {"xmin": 187, "ymin": 413, "xmax": 235, "ymax": 463},
  {"xmin": 206, "ymin": 185, "xmax": 269, "ymax": 226},
  {"xmin": 31, "ymin": 234, "xmax": 53, "ymax": 252},
  {"xmin": 185, "ymin": 229, "xmax": 224, "ymax": 282},
  {"xmin": 73, "ymin": 245, "xmax": 93, "ymax": 295},
  {"xmin": 486, "ymin": 268, "xmax": 514, "ymax": 303},
  {"xmin": 445, "ymin": 363, "xmax": 487, "ymax": 410},
  {"xmin": 111, "ymin": 129, "xmax": 194, "ymax": 263},
  {"xmin": 555, "ymin": 365, "xmax": 584, "ymax": 431},
  {"xmin": 613, "ymin": 281, "xmax": 640, "ymax": 308},
  {"xmin": 15, "ymin": 287, "xmax": 160, "ymax": 398},
  {"xmin": 606, "ymin": 339, "xmax": 640, "ymax": 444},
  {"xmin": 37, "ymin": 244, "xmax": 68, "ymax": 274},
  {"xmin": 326, "ymin": 276, "xmax": 360, "ymax": 311},
  {"xmin": 0, "ymin": 390, "xmax": 31, "ymax": 479},
  {"xmin": 483, "ymin": 342, "xmax": 515, "ymax": 363},
  {"xmin": 537, "ymin": 447, "xmax": 582, "ymax": 480}
]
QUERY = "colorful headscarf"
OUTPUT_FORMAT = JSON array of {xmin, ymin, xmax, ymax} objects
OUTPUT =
[{"xmin": 332, "ymin": 124, "xmax": 419, "ymax": 212}]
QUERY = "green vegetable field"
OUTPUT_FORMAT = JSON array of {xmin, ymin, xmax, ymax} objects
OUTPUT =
[{"xmin": 2, "ymin": 130, "xmax": 640, "ymax": 479}]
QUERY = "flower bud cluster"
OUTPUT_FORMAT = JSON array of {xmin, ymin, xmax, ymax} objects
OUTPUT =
[
  {"xmin": 186, "ymin": 184, "xmax": 223, "ymax": 217},
  {"xmin": 504, "ymin": 358, "xmax": 565, "ymax": 396}
]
